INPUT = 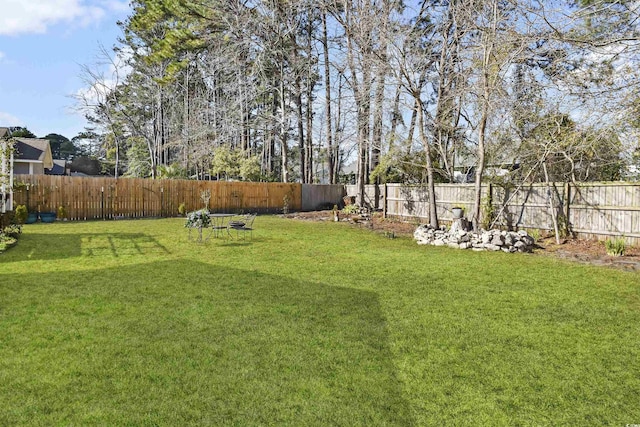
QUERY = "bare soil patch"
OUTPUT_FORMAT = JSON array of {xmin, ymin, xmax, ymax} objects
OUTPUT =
[{"xmin": 285, "ymin": 210, "xmax": 640, "ymax": 271}]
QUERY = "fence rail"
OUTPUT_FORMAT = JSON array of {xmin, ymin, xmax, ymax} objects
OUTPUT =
[{"xmin": 347, "ymin": 182, "xmax": 640, "ymax": 245}]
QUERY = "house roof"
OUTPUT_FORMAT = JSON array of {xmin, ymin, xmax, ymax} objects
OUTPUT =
[
  {"xmin": 46, "ymin": 159, "xmax": 67, "ymax": 175},
  {"xmin": 14, "ymin": 138, "xmax": 54, "ymax": 169},
  {"xmin": 0, "ymin": 127, "xmax": 9, "ymax": 139}
]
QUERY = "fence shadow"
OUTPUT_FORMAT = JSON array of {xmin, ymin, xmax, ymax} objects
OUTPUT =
[{"xmin": 1, "ymin": 232, "xmax": 171, "ymax": 262}]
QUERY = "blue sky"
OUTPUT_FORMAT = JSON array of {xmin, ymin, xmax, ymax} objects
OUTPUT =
[{"xmin": 0, "ymin": 0, "xmax": 131, "ymax": 139}]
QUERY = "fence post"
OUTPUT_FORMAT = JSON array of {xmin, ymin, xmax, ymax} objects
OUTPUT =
[
  {"xmin": 487, "ymin": 182, "xmax": 493, "ymax": 226},
  {"xmin": 101, "ymin": 186, "xmax": 104, "ymax": 220},
  {"xmin": 383, "ymin": 183, "xmax": 387, "ymax": 219},
  {"xmin": 564, "ymin": 181, "xmax": 571, "ymax": 226}
]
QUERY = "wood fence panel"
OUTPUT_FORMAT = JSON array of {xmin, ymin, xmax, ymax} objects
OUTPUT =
[
  {"xmin": 351, "ymin": 181, "xmax": 640, "ymax": 245},
  {"xmin": 301, "ymin": 184, "xmax": 344, "ymax": 211},
  {"xmin": 492, "ymin": 183, "xmax": 565, "ymax": 230},
  {"xmin": 12, "ymin": 175, "xmax": 303, "ymax": 220},
  {"xmin": 568, "ymin": 183, "xmax": 640, "ymax": 243},
  {"xmin": 11, "ymin": 176, "xmax": 639, "ymax": 244}
]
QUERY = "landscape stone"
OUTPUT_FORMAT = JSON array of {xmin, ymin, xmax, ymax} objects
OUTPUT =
[
  {"xmin": 413, "ymin": 224, "xmax": 534, "ymax": 253},
  {"xmin": 504, "ymin": 234, "xmax": 514, "ymax": 246},
  {"xmin": 491, "ymin": 235, "xmax": 505, "ymax": 246}
]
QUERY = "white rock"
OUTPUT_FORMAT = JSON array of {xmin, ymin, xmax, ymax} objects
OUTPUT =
[
  {"xmin": 504, "ymin": 233, "xmax": 514, "ymax": 246},
  {"xmin": 491, "ymin": 235, "xmax": 505, "ymax": 246}
]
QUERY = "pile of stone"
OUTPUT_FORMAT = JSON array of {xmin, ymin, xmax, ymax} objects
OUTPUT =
[{"xmin": 414, "ymin": 225, "xmax": 535, "ymax": 253}]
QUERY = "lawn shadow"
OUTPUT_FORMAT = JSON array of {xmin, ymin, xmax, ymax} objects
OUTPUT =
[
  {"xmin": 0, "ymin": 260, "xmax": 412, "ymax": 426},
  {"xmin": 1, "ymin": 232, "xmax": 171, "ymax": 262}
]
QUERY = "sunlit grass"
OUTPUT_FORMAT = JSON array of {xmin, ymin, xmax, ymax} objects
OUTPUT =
[{"xmin": 0, "ymin": 217, "xmax": 638, "ymax": 425}]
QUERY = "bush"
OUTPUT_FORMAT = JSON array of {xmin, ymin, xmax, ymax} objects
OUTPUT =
[
  {"xmin": 342, "ymin": 204, "xmax": 360, "ymax": 215},
  {"xmin": 3, "ymin": 224, "xmax": 22, "ymax": 238},
  {"xmin": 14, "ymin": 205, "xmax": 28, "ymax": 224},
  {"xmin": 528, "ymin": 228, "xmax": 542, "ymax": 242},
  {"xmin": 605, "ymin": 237, "xmax": 625, "ymax": 257},
  {"xmin": 0, "ymin": 220, "xmax": 20, "ymax": 253},
  {"xmin": 57, "ymin": 205, "xmax": 67, "ymax": 220}
]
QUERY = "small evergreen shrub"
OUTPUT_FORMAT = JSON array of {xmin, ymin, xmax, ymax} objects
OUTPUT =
[
  {"xmin": 57, "ymin": 205, "xmax": 67, "ymax": 220},
  {"xmin": 14, "ymin": 205, "xmax": 28, "ymax": 224}
]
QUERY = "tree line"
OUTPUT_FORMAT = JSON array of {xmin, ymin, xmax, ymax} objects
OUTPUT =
[{"xmin": 75, "ymin": 0, "xmax": 640, "ymax": 229}]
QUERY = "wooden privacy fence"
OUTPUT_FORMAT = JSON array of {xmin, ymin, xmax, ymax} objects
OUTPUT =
[
  {"xmin": 13, "ymin": 175, "xmax": 303, "ymax": 220},
  {"xmin": 347, "ymin": 182, "xmax": 640, "ymax": 245},
  {"xmin": 12, "ymin": 176, "xmax": 639, "ymax": 244}
]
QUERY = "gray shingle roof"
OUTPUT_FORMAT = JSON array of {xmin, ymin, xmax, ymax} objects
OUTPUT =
[
  {"xmin": 46, "ymin": 159, "xmax": 67, "ymax": 175},
  {"xmin": 13, "ymin": 138, "xmax": 54, "ymax": 169},
  {"xmin": 14, "ymin": 138, "xmax": 49, "ymax": 161}
]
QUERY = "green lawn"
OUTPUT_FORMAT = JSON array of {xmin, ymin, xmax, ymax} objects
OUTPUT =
[{"xmin": 0, "ymin": 216, "xmax": 638, "ymax": 425}]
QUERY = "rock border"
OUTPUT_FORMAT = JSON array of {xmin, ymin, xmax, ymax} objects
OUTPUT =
[{"xmin": 414, "ymin": 225, "xmax": 535, "ymax": 253}]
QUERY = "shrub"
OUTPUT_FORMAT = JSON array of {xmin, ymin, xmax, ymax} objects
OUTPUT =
[
  {"xmin": 14, "ymin": 205, "xmax": 28, "ymax": 224},
  {"xmin": 283, "ymin": 194, "xmax": 291, "ymax": 214},
  {"xmin": 3, "ymin": 223, "xmax": 21, "ymax": 238},
  {"xmin": 605, "ymin": 237, "xmax": 625, "ymax": 257},
  {"xmin": 342, "ymin": 204, "xmax": 360, "ymax": 215},
  {"xmin": 178, "ymin": 203, "xmax": 187, "ymax": 216},
  {"xmin": 528, "ymin": 228, "xmax": 542, "ymax": 242},
  {"xmin": 480, "ymin": 195, "xmax": 494, "ymax": 230},
  {"xmin": 0, "ymin": 221, "xmax": 20, "ymax": 253},
  {"xmin": 57, "ymin": 205, "xmax": 67, "ymax": 220}
]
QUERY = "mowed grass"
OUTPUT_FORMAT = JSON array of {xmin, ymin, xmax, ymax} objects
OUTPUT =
[{"xmin": 0, "ymin": 216, "xmax": 638, "ymax": 425}]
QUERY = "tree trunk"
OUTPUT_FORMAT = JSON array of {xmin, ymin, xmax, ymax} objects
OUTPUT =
[
  {"xmin": 417, "ymin": 98, "xmax": 438, "ymax": 228},
  {"xmin": 295, "ymin": 77, "xmax": 305, "ymax": 183},
  {"xmin": 344, "ymin": 3, "xmax": 369, "ymax": 207},
  {"xmin": 389, "ymin": 82, "xmax": 402, "ymax": 149},
  {"xmin": 280, "ymin": 69, "xmax": 289, "ymax": 183},
  {"xmin": 371, "ymin": 60, "xmax": 386, "ymax": 209},
  {"xmin": 472, "ymin": 109, "xmax": 487, "ymax": 231},
  {"xmin": 305, "ymin": 14, "xmax": 314, "ymax": 184},
  {"xmin": 543, "ymin": 161, "xmax": 562, "ymax": 245},
  {"xmin": 322, "ymin": 9, "xmax": 335, "ymax": 184}
]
